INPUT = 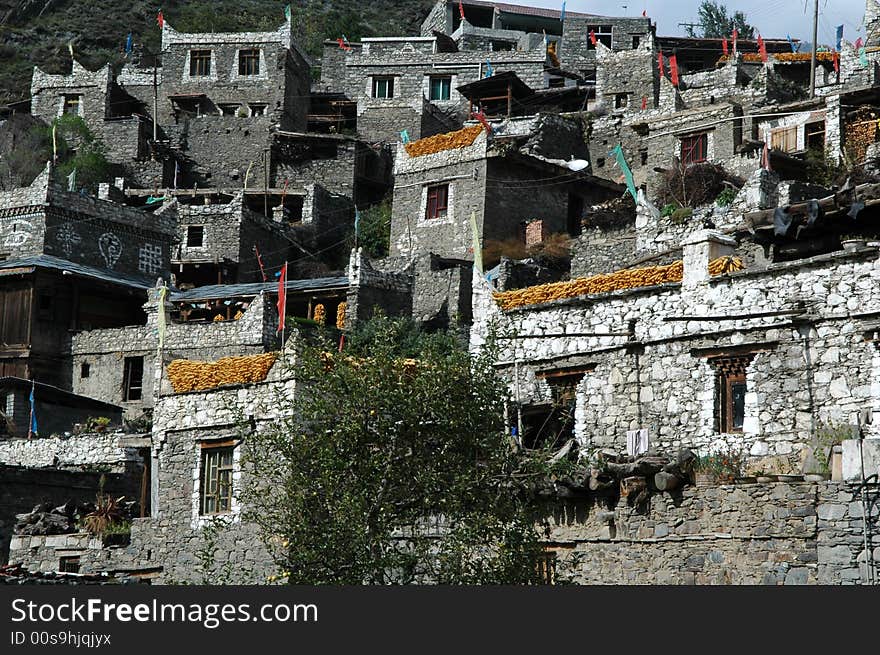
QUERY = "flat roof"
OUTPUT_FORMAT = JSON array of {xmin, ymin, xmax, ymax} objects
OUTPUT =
[{"xmin": 172, "ymin": 276, "xmax": 350, "ymax": 302}]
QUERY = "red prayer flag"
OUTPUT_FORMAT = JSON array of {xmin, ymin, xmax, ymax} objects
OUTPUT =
[
  {"xmin": 156, "ymin": 11, "xmax": 164, "ymax": 28},
  {"xmin": 642, "ymin": 10, "xmax": 647, "ymax": 17},
  {"xmin": 641, "ymin": 96, "xmax": 647, "ymax": 110},
  {"xmin": 589, "ymin": 30, "xmax": 597, "ymax": 46},
  {"xmin": 762, "ymin": 140, "xmax": 771, "ymax": 171},
  {"xmin": 669, "ymin": 54, "xmax": 679, "ymax": 87},
  {"xmin": 758, "ymin": 34, "xmax": 768, "ymax": 62},
  {"xmin": 459, "ymin": 0, "xmax": 466, "ymax": 20},
  {"xmin": 722, "ymin": 38, "xmax": 729, "ymax": 56},
  {"xmin": 657, "ymin": 50, "xmax": 665, "ymax": 77},
  {"xmin": 834, "ymin": 51, "xmax": 840, "ymax": 73},
  {"xmin": 856, "ymin": 37, "xmax": 864, "ymax": 50},
  {"xmin": 732, "ymin": 28, "xmax": 738, "ymax": 55},
  {"xmin": 276, "ymin": 264, "xmax": 287, "ymax": 334}
]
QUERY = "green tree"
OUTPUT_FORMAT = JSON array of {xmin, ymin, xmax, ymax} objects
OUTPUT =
[
  {"xmin": 50, "ymin": 115, "xmax": 111, "ymax": 192},
  {"xmin": 687, "ymin": 1, "xmax": 756, "ymax": 40},
  {"xmin": 348, "ymin": 196, "xmax": 392, "ymax": 259},
  {"xmin": 0, "ymin": 114, "xmax": 52, "ymax": 190},
  {"xmin": 240, "ymin": 316, "xmax": 550, "ymax": 584}
]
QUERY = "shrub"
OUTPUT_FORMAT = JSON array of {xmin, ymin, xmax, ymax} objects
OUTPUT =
[
  {"xmin": 657, "ymin": 161, "xmax": 741, "ymax": 209},
  {"xmin": 715, "ymin": 187, "xmax": 737, "ymax": 206}
]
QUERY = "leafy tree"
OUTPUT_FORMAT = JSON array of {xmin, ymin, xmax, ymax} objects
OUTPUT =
[
  {"xmin": 0, "ymin": 114, "xmax": 52, "ymax": 190},
  {"xmin": 50, "ymin": 115, "xmax": 112, "ymax": 192},
  {"xmin": 240, "ymin": 316, "xmax": 552, "ymax": 584},
  {"xmin": 687, "ymin": 1, "xmax": 756, "ymax": 40},
  {"xmin": 347, "ymin": 196, "xmax": 392, "ymax": 259}
]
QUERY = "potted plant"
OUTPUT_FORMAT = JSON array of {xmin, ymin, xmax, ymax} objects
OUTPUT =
[{"xmin": 693, "ymin": 450, "xmax": 744, "ymax": 487}]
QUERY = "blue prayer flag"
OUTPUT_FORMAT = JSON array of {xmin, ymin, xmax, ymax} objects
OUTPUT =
[
  {"xmin": 125, "ymin": 32, "xmax": 133, "ymax": 54},
  {"xmin": 560, "ymin": 1, "xmax": 566, "ymax": 22},
  {"xmin": 836, "ymin": 25, "xmax": 844, "ymax": 52},
  {"xmin": 485, "ymin": 59, "xmax": 493, "ymax": 78},
  {"xmin": 28, "ymin": 381, "xmax": 38, "ymax": 438}
]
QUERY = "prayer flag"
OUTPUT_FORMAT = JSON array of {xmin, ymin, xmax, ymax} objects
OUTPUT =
[
  {"xmin": 459, "ymin": 0, "xmax": 465, "ymax": 21},
  {"xmin": 400, "ymin": 129, "xmax": 410, "ymax": 144},
  {"xmin": 158, "ymin": 286, "xmax": 167, "ymax": 348},
  {"xmin": 67, "ymin": 168, "xmax": 77, "ymax": 192},
  {"xmin": 485, "ymin": 59, "xmax": 493, "ymax": 77},
  {"xmin": 470, "ymin": 211, "xmax": 482, "ymax": 273},
  {"xmin": 836, "ymin": 25, "xmax": 844, "ymax": 52},
  {"xmin": 560, "ymin": 1, "xmax": 566, "ymax": 23},
  {"xmin": 354, "ymin": 207, "xmax": 361, "ymax": 240},
  {"xmin": 589, "ymin": 30, "xmax": 597, "ymax": 46},
  {"xmin": 787, "ymin": 34, "xmax": 798, "ymax": 53},
  {"xmin": 762, "ymin": 140, "xmax": 771, "ymax": 171},
  {"xmin": 669, "ymin": 54, "xmax": 679, "ymax": 87},
  {"xmin": 125, "ymin": 32, "xmax": 133, "ymax": 54},
  {"xmin": 276, "ymin": 263, "xmax": 287, "ymax": 334},
  {"xmin": 609, "ymin": 145, "xmax": 637, "ymax": 202},
  {"xmin": 860, "ymin": 46, "xmax": 869, "ymax": 67},
  {"xmin": 657, "ymin": 50, "xmax": 665, "ymax": 77},
  {"xmin": 642, "ymin": 10, "xmax": 647, "ymax": 17},
  {"xmin": 641, "ymin": 96, "xmax": 647, "ymax": 110},
  {"xmin": 722, "ymin": 38, "xmax": 729, "ymax": 56},
  {"xmin": 28, "ymin": 381, "xmax": 38, "ymax": 440},
  {"xmin": 157, "ymin": 11, "xmax": 164, "ymax": 29},
  {"xmin": 757, "ymin": 34, "xmax": 768, "ymax": 63},
  {"xmin": 284, "ymin": 4, "xmax": 291, "ymax": 21}
]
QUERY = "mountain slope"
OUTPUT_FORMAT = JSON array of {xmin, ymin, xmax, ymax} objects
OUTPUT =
[{"xmin": 0, "ymin": 0, "xmax": 437, "ymax": 105}]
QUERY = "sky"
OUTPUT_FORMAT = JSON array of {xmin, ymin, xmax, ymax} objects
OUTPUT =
[{"xmin": 526, "ymin": 0, "xmax": 868, "ymax": 44}]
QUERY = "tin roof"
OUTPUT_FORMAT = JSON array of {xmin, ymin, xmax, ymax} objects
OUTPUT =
[
  {"xmin": 0, "ymin": 255, "xmax": 158, "ymax": 290},
  {"xmin": 171, "ymin": 276, "xmax": 350, "ymax": 302}
]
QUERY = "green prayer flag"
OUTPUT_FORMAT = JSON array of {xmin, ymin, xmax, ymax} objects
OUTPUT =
[
  {"xmin": 860, "ymin": 47, "xmax": 869, "ymax": 68},
  {"xmin": 284, "ymin": 4, "xmax": 291, "ymax": 20},
  {"xmin": 609, "ymin": 145, "xmax": 638, "ymax": 202}
]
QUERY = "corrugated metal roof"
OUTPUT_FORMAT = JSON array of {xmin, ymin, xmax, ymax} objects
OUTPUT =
[
  {"xmin": 0, "ymin": 377, "xmax": 123, "ymax": 412},
  {"xmin": 171, "ymin": 276, "xmax": 350, "ymax": 302},
  {"xmin": 0, "ymin": 255, "xmax": 157, "ymax": 290}
]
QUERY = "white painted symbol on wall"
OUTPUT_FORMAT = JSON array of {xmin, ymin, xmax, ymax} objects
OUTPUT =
[
  {"xmin": 56, "ymin": 223, "xmax": 82, "ymax": 256},
  {"xmin": 98, "ymin": 232, "xmax": 123, "ymax": 269},
  {"xmin": 2, "ymin": 220, "xmax": 34, "ymax": 249},
  {"xmin": 139, "ymin": 243, "xmax": 163, "ymax": 276}
]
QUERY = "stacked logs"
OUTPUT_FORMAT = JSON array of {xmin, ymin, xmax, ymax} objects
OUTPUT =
[
  {"xmin": 403, "ymin": 125, "xmax": 483, "ymax": 157},
  {"xmin": 845, "ymin": 106, "xmax": 879, "ymax": 164},
  {"xmin": 167, "ymin": 353, "xmax": 278, "ymax": 393},
  {"xmin": 493, "ymin": 256, "xmax": 743, "ymax": 310}
]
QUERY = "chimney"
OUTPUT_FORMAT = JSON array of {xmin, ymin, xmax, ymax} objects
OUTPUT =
[{"xmin": 681, "ymin": 230, "xmax": 737, "ymax": 288}]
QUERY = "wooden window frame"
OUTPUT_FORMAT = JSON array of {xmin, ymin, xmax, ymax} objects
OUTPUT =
[
  {"xmin": 123, "ymin": 356, "xmax": 144, "ymax": 402},
  {"xmin": 58, "ymin": 556, "xmax": 81, "ymax": 573},
  {"xmin": 425, "ymin": 184, "xmax": 449, "ymax": 220},
  {"xmin": 681, "ymin": 133, "xmax": 708, "ymax": 166},
  {"xmin": 770, "ymin": 125, "xmax": 798, "ymax": 153},
  {"xmin": 535, "ymin": 550, "xmax": 557, "ymax": 585},
  {"xmin": 710, "ymin": 356, "xmax": 752, "ymax": 434},
  {"xmin": 199, "ymin": 441, "xmax": 236, "ymax": 516},
  {"xmin": 189, "ymin": 50, "xmax": 212, "ymax": 77},
  {"xmin": 62, "ymin": 95, "xmax": 82, "ymax": 115},
  {"xmin": 238, "ymin": 48, "xmax": 260, "ymax": 76}
]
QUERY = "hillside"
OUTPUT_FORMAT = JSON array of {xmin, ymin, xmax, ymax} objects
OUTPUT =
[{"xmin": 0, "ymin": 0, "xmax": 437, "ymax": 105}]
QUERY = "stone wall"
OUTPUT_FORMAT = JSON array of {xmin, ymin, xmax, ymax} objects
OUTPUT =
[
  {"xmin": 544, "ymin": 480, "xmax": 878, "ymax": 585},
  {"xmin": 473, "ymin": 237, "xmax": 880, "ymax": 471},
  {"xmin": 571, "ymin": 223, "xmax": 637, "ymax": 278},
  {"xmin": 0, "ymin": 433, "xmax": 141, "ymax": 471},
  {"xmin": 30, "ymin": 62, "xmax": 112, "ymax": 129},
  {"xmin": 561, "ymin": 16, "xmax": 652, "ymax": 74}
]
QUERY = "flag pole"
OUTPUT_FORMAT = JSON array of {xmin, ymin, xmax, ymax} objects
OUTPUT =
[{"xmin": 281, "ymin": 261, "xmax": 287, "ymax": 347}]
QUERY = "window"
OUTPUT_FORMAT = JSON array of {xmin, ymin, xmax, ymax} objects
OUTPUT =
[
  {"xmin": 429, "ymin": 76, "xmax": 452, "ymax": 101},
  {"xmin": 59, "ymin": 556, "xmax": 81, "ymax": 573},
  {"xmin": 80, "ymin": 363, "xmax": 90, "ymax": 379},
  {"xmin": 249, "ymin": 104, "xmax": 267, "ymax": 117},
  {"xmin": 189, "ymin": 50, "xmax": 212, "ymax": 76},
  {"xmin": 218, "ymin": 104, "xmax": 239, "ymax": 116},
  {"xmin": 238, "ymin": 48, "xmax": 260, "ymax": 76},
  {"xmin": 535, "ymin": 551, "xmax": 557, "ymax": 584},
  {"xmin": 640, "ymin": 149, "xmax": 648, "ymax": 166},
  {"xmin": 123, "ymin": 356, "xmax": 144, "ymax": 402},
  {"xmin": 806, "ymin": 121, "xmax": 826, "ymax": 151},
  {"xmin": 62, "ymin": 95, "xmax": 82, "ymax": 115},
  {"xmin": 632, "ymin": 35, "xmax": 641, "ymax": 48},
  {"xmin": 372, "ymin": 77, "xmax": 394, "ymax": 99},
  {"xmin": 681, "ymin": 133, "xmax": 708, "ymax": 166},
  {"xmin": 581, "ymin": 69, "xmax": 597, "ymax": 85},
  {"xmin": 425, "ymin": 184, "xmax": 449, "ymax": 220},
  {"xmin": 711, "ymin": 356, "xmax": 752, "ymax": 433},
  {"xmin": 491, "ymin": 40, "xmax": 515, "ymax": 51},
  {"xmin": 187, "ymin": 225, "xmax": 205, "ymax": 248},
  {"xmin": 770, "ymin": 126, "xmax": 798, "ymax": 153},
  {"xmin": 596, "ymin": 157, "xmax": 605, "ymax": 168},
  {"xmin": 200, "ymin": 443, "xmax": 235, "ymax": 515},
  {"xmin": 615, "ymin": 93, "xmax": 629, "ymax": 109},
  {"xmin": 549, "ymin": 77, "xmax": 566, "ymax": 88},
  {"xmin": 587, "ymin": 25, "xmax": 613, "ymax": 49}
]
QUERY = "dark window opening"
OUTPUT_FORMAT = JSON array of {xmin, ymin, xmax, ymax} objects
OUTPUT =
[
  {"xmin": 425, "ymin": 184, "xmax": 449, "ymax": 220},
  {"xmin": 491, "ymin": 40, "xmax": 515, "ymax": 51},
  {"xmin": 596, "ymin": 157, "xmax": 605, "ymax": 168},
  {"xmin": 521, "ymin": 371, "xmax": 585, "ymax": 450},
  {"xmin": 711, "ymin": 356, "xmax": 753, "ymax": 433},
  {"xmin": 218, "ymin": 104, "xmax": 239, "ymax": 116},
  {"xmin": 372, "ymin": 77, "xmax": 394, "ymax": 99},
  {"xmin": 200, "ymin": 443, "xmax": 235, "ymax": 515},
  {"xmin": 640, "ymin": 149, "xmax": 648, "ymax": 166},
  {"xmin": 59, "ymin": 556, "xmax": 81, "ymax": 573},
  {"xmin": 681, "ymin": 133, "xmax": 708, "ymax": 166},
  {"xmin": 429, "ymin": 76, "xmax": 452, "ymax": 101},
  {"xmin": 535, "ymin": 551, "xmax": 557, "ymax": 584},
  {"xmin": 632, "ymin": 35, "xmax": 641, "ymax": 48},
  {"xmin": 80, "ymin": 363, "xmax": 90, "ymax": 379},
  {"xmin": 567, "ymin": 193, "xmax": 584, "ymax": 237},
  {"xmin": 187, "ymin": 225, "xmax": 205, "ymax": 248},
  {"xmin": 249, "ymin": 103, "xmax": 267, "ymax": 117},
  {"xmin": 587, "ymin": 25, "xmax": 613, "ymax": 49},
  {"xmin": 123, "ymin": 356, "xmax": 144, "ymax": 402},
  {"xmin": 238, "ymin": 48, "xmax": 260, "ymax": 76},
  {"xmin": 581, "ymin": 69, "xmax": 597, "ymax": 85},
  {"xmin": 189, "ymin": 50, "xmax": 212, "ymax": 76},
  {"xmin": 807, "ymin": 121, "xmax": 826, "ymax": 151},
  {"xmin": 615, "ymin": 93, "xmax": 628, "ymax": 109}
]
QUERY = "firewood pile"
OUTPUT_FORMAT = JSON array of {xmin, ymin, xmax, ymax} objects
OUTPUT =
[
  {"xmin": 845, "ymin": 106, "xmax": 879, "ymax": 164},
  {"xmin": 535, "ymin": 446, "xmax": 698, "ymax": 506},
  {"xmin": 403, "ymin": 125, "xmax": 483, "ymax": 157},
  {"xmin": 493, "ymin": 256, "xmax": 744, "ymax": 310}
]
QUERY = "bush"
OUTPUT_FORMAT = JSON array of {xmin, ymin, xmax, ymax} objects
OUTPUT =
[
  {"xmin": 657, "ymin": 161, "xmax": 740, "ymax": 209},
  {"xmin": 715, "ymin": 187, "xmax": 737, "ymax": 206},
  {"xmin": 670, "ymin": 207, "xmax": 694, "ymax": 224}
]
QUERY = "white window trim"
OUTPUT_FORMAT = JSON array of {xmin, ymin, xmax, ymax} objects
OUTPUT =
[
  {"xmin": 231, "ymin": 48, "xmax": 268, "ymax": 82},
  {"xmin": 191, "ymin": 437, "xmax": 242, "ymax": 529},
  {"xmin": 185, "ymin": 224, "xmax": 207, "ymax": 249},
  {"xmin": 57, "ymin": 94, "xmax": 84, "ymax": 118},
  {"xmin": 423, "ymin": 73, "xmax": 457, "ymax": 103},
  {"xmin": 183, "ymin": 49, "xmax": 217, "ymax": 83},
  {"xmin": 417, "ymin": 181, "xmax": 455, "ymax": 225},
  {"xmin": 369, "ymin": 75, "xmax": 396, "ymax": 99}
]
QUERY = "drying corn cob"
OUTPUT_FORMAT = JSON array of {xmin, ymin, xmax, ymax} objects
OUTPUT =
[
  {"xmin": 404, "ymin": 126, "xmax": 483, "ymax": 157},
  {"xmin": 167, "ymin": 353, "xmax": 278, "ymax": 393}
]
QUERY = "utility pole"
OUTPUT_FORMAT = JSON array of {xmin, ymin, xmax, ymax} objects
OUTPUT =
[
  {"xmin": 152, "ymin": 60, "xmax": 159, "ymax": 142},
  {"xmin": 809, "ymin": 0, "xmax": 819, "ymax": 98}
]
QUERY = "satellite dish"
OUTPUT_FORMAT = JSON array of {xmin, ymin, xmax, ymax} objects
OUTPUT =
[{"xmin": 566, "ymin": 158, "xmax": 589, "ymax": 172}]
